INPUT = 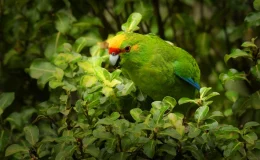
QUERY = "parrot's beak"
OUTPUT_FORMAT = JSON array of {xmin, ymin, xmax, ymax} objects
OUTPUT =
[
  {"xmin": 109, "ymin": 47, "xmax": 121, "ymax": 66},
  {"xmin": 109, "ymin": 54, "xmax": 119, "ymax": 66}
]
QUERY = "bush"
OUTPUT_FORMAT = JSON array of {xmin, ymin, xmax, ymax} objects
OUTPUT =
[{"xmin": 1, "ymin": 0, "xmax": 260, "ymax": 159}]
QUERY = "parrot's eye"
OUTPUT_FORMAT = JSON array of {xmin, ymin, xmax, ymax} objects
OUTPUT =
[{"xmin": 124, "ymin": 46, "xmax": 131, "ymax": 52}]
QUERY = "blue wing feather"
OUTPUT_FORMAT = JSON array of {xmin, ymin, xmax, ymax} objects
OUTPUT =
[{"xmin": 176, "ymin": 74, "xmax": 200, "ymax": 90}]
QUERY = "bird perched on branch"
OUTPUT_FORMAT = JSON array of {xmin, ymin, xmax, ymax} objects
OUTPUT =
[{"xmin": 108, "ymin": 32, "xmax": 200, "ymax": 101}]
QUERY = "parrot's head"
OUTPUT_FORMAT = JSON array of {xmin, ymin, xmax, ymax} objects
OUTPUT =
[{"xmin": 107, "ymin": 32, "xmax": 142, "ymax": 66}]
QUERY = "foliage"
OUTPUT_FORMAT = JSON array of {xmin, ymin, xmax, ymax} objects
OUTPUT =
[{"xmin": 1, "ymin": 0, "xmax": 260, "ymax": 159}]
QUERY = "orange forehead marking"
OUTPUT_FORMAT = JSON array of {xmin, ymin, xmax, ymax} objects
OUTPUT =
[
  {"xmin": 107, "ymin": 34, "xmax": 126, "ymax": 48},
  {"xmin": 131, "ymin": 44, "xmax": 139, "ymax": 51}
]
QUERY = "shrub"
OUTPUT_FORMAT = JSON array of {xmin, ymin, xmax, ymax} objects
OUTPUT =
[{"xmin": 1, "ymin": 0, "xmax": 260, "ymax": 159}]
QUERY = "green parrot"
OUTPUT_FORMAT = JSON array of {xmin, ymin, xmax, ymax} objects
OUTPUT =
[{"xmin": 108, "ymin": 32, "xmax": 200, "ymax": 101}]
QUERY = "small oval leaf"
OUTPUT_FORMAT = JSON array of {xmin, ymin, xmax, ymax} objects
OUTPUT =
[
  {"xmin": 224, "ymin": 49, "xmax": 252, "ymax": 63},
  {"xmin": 5, "ymin": 144, "xmax": 28, "ymax": 157},
  {"xmin": 24, "ymin": 125, "xmax": 39, "ymax": 146},
  {"xmin": 121, "ymin": 12, "xmax": 142, "ymax": 32},
  {"xmin": 0, "ymin": 92, "xmax": 15, "ymax": 116},
  {"xmin": 143, "ymin": 139, "xmax": 156, "ymax": 158},
  {"xmin": 194, "ymin": 106, "xmax": 209, "ymax": 123},
  {"xmin": 130, "ymin": 108, "xmax": 143, "ymax": 122}
]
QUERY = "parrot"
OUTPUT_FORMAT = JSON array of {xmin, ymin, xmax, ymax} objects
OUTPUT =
[{"xmin": 107, "ymin": 32, "xmax": 200, "ymax": 101}]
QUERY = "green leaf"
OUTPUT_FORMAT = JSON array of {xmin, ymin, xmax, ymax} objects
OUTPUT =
[
  {"xmin": 194, "ymin": 106, "xmax": 209, "ymax": 123},
  {"xmin": 49, "ymin": 80, "xmax": 64, "ymax": 89},
  {"xmin": 247, "ymin": 150, "xmax": 260, "ymax": 160},
  {"xmin": 151, "ymin": 101, "xmax": 161, "ymax": 110},
  {"xmin": 250, "ymin": 64, "xmax": 260, "ymax": 82},
  {"xmin": 223, "ymin": 141, "xmax": 243, "ymax": 157},
  {"xmin": 29, "ymin": 59, "xmax": 64, "ymax": 88},
  {"xmin": 157, "ymin": 144, "xmax": 176, "ymax": 156},
  {"xmin": 199, "ymin": 87, "xmax": 212, "ymax": 99},
  {"xmin": 0, "ymin": 92, "xmax": 15, "ymax": 116},
  {"xmin": 178, "ymin": 97, "xmax": 197, "ymax": 105},
  {"xmin": 203, "ymin": 92, "xmax": 220, "ymax": 101},
  {"xmin": 81, "ymin": 75, "xmax": 98, "ymax": 88},
  {"xmin": 158, "ymin": 128, "xmax": 182, "ymax": 140},
  {"xmin": 46, "ymin": 106, "xmax": 60, "ymax": 115},
  {"xmin": 112, "ymin": 120, "xmax": 130, "ymax": 137},
  {"xmin": 111, "ymin": 69, "xmax": 122, "ymax": 80},
  {"xmin": 0, "ymin": 130, "xmax": 9, "ymax": 152},
  {"xmin": 224, "ymin": 49, "xmax": 252, "ymax": 63},
  {"xmin": 24, "ymin": 125, "xmax": 39, "ymax": 146},
  {"xmin": 254, "ymin": 0, "xmax": 260, "ymax": 10},
  {"xmin": 243, "ymin": 132, "xmax": 258, "ymax": 144},
  {"xmin": 254, "ymin": 140, "xmax": 260, "ymax": 149},
  {"xmin": 62, "ymin": 81, "xmax": 77, "ymax": 91},
  {"xmin": 93, "ymin": 127, "xmax": 113, "ymax": 139},
  {"xmin": 162, "ymin": 96, "xmax": 177, "ymax": 109},
  {"xmin": 84, "ymin": 145, "xmax": 100, "ymax": 158},
  {"xmin": 3, "ymin": 49, "xmax": 19, "ymax": 66},
  {"xmin": 58, "ymin": 43, "xmax": 72, "ymax": 52},
  {"xmin": 121, "ymin": 12, "xmax": 142, "ymax": 32},
  {"xmin": 151, "ymin": 102, "xmax": 169, "ymax": 124},
  {"xmin": 105, "ymin": 138, "xmax": 117, "ymax": 153},
  {"xmin": 55, "ymin": 145, "xmax": 77, "ymax": 160},
  {"xmin": 73, "ymin": 37, "xmax": 88, "ymax": 53},
  {"xmin": 208, "ymin": 111, "xmax": 224, "ymax": 119},
  {"xmin": 43, "ymin": 34, "xmax": 67, "ymax": 59},
  {"xmin": 101, "ymin": 86, "xmax": 114, "ymax": 97},
  {"xmin": 241, "ymin": 41, "xmax": 258, "ymax": 48},
  {"xmin": 55, "ymin": 9, "xmax": 76, "ymax": 34},
  {"xmin": 243, "ymin": 121, "xmax": 260, "ymax": 130},
  {"xmin": 36, "ymin": 0, "xmax": 52, "ymax": 12},
  {"xmin": 73, "ymin": 36, "xmax": 100, "ymax": 53},
  {"xmin": 83, "ymin": 136, "xmax": 97, "ymax": 148},
  {"xmin": 137, "ymin": 90, "xmax": 146, "ymax": 101},
  {"xmin": 53, "ymin": 52, "xmax": 81, "ymax": 69},
  {"xmin": 219, "ymin": 69, "xmax": 248, "ymax": 84},
  {"xmin": 74, "ymin": 15, "xmax": 102, "ymax": 28},
  {"xmin": 78, "ymin": 57, "xmax": 103, "ymax": 73},
  {"xmin": 232, "ymin": 97, "xmax": 251, "ymax": 116},
  {"xmin": 109, "ymin": 112, "xmax": 120, "ymax": 120},
  {"xmin": 167, "ymin": 113, "xmax": 185, "ymax": 136},
  {"xmin": 245, "ymin": 12, "xmax": 260, "ymax": 27},
  {"xmin": 183, "ymin": 145, "xmax": 204, "ymax": 160},
  {"xmin": 200, "ymin": 118, "xmax": 218, "ymax": 130},
  {"xmin": 116, "ymin": 81, "xmax": 136, "ymax": 96},
  {"xmin": 188, "ymin": 123, "xmax": 201, "ymax": 138},
  {"xmin": 130, "ymin": 108, "xmax": 143, "ymax": 122},
  {"xmin": 214, "ymin": 125, "xmax": 240, "ymax": 140},
  {"xmin": 5, "ymin": 144, "xmax": 28, "ymax": 157},
  {"xmin": 143, "ymin": 139, "xmax": 156, "ymax": 158},
  {"xmin": 225, "ymin": 91, "xmax": 239, "ymax": 102},
  {"xmin": 5, "ymin": 112, "xmax": 23, "ymax": 130},
  {"xmin": 251, "ymin": 91, "xmax": 260, "ymax": 109},
  {"xmin": 219, "ymin": 125, "xmax": 240, "ymax": 133}
]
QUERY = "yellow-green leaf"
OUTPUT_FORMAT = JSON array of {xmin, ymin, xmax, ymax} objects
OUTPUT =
[{"xmin": 5, "ymin": 144, "xmax": 28, "ymax": 157}]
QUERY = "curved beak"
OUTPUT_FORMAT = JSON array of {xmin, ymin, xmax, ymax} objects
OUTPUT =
[
  {"xmin": 109, "ymin": 48, "xmax": 121, "ymax": 66},
  {"xmin": 109, "ymin": 54, "xmax": 119, "ymax": 66}
]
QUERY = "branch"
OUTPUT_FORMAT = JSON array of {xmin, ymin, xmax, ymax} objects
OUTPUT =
[
  {"xmin": 152, "ymin": 0, "xmax": 165, "ymax": 39},
  {"xmin": 222, "ymin": 1, "xmax": 231, "ymax": 53}
]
